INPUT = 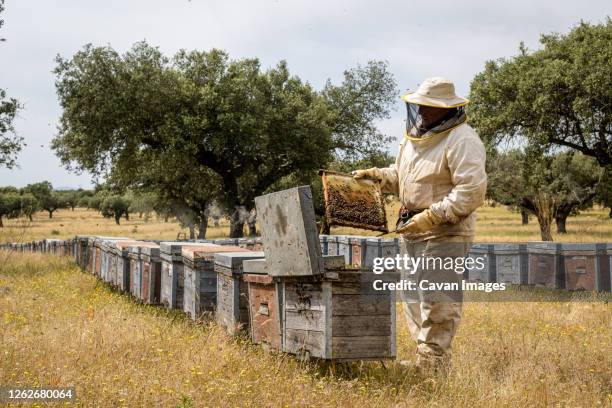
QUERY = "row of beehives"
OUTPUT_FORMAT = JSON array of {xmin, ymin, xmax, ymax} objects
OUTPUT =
[
  {"xmin": 1, "ymin": 235, "xmax": 397, "ymax": 361},
  {"xmin": 319, "ymin": 237, "xmax": 612, "ymax": 292},
  {"xmin": 3, "ymin": 237, "xmax": 611, "ymax": 292}
]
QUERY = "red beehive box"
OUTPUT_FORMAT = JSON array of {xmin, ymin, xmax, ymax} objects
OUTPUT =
[{"xmin": 243, "ymin": 260, "xmax": 283, "ymax": 352}]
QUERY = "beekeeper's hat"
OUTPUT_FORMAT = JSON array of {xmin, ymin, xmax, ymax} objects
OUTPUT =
[{"xmin": 401, "ymin": 77, "xmax": 468, "ymax": 108}]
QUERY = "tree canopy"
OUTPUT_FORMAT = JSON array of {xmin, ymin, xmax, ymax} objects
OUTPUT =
[
  {"xmin": 469, "ymin": 19, "xmax": 612, "ymax": 168},
  {"xmin": 52, "ymin": 42, "xmax": 398, "ymax": 237}
]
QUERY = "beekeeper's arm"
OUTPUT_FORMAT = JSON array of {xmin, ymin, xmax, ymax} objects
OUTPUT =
[
  {"xmin": 400, "ymin": 133, "xmax": 487, "ymax": 233},
  {"xmin": 352, "ymin": 141, "xmax": 404, "ymax": 195}
]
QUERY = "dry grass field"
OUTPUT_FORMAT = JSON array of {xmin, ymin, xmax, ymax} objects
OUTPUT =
[
  {"xmin": 0, "ymin": 253, "xmax": 610, "ymax": 407},
  {"xmin": 0, "ymin": 205, "xmax": 611, "ymax": 407},
  {"xmin": 0, "ymin": 203, "xmax": 611, "ymax": 243}
]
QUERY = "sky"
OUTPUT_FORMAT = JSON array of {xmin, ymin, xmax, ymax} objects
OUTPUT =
[{"xmin": 0, "ymin": 0, "xmax": 610, "ymax": 188}]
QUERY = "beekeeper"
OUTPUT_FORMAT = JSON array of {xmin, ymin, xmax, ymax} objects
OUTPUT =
[{"xmin": 353, "ymin": 77, "xmax": 487, "ymax": 373}]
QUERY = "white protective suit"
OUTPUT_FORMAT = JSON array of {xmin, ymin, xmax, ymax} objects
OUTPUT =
[{"xmin": 373, "ymin": 121, "xmax": 487, "ymax": 361}]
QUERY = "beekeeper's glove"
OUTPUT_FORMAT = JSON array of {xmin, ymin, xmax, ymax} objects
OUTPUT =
[
  {"xmin": 351, "ymin": 168, "xmax": 382, "ymax": 181},
  {"xmin": 397, "ymin": 209, "xmax": 442, "ymax": 234}
]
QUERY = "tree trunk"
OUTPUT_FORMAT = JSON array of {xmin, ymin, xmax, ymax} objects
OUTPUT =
[
  {"xmin": 533, "ymin": 195, "xmax": 554, "ymax": 241},
  {"xmin": 114, "ymin": 214, "xmax": 121, "ymax": 225},
  {"xmin": 48, "ymin": 210, "xmax": 54, "ymax": 219},
  {"xmin": 247, "ymin": 210, "xmax": 257, "ymax": 236},
  {"xmin": 521, "ymin": 209, "xmax": 529, "ymax": 225},
  {"xmin": 164, "ymin": 215, "xmax": 169, "ymax": 222},
  {"xmin": 188, "ymin": 224, "xmax": 195, "ymax": 240},
  {"xmin": 28, "ymin": 214, "xmax": 33, "ymax": 222},
  {"xmin": 229, "ymin": 210, "xmax": 245, "ymax": 238},
  {"xmin": 125, "ymin": 210, "xmax": 129, "ymax": 221},
  {"xmin": 198, "ymin": 216, "xmax": 208, "ymax": 239},
  {"xmin": 0, "ymin": 216, "xmax": 3, "ymax": 228},
  {"xmin": 555, "ymin": 216, "xmax": 567, "ymax": 234},
  {"xmin": 609, "ymin": 207, "xmax": 612, "ymax": 219}
]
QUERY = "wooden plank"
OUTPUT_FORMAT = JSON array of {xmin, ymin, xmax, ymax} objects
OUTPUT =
[
  {"xmin": 331, "ymin": 294, "xmax": 391, "ymax": 316},
  {"xmin": 331, "ymin": 315, "xmax": 391, "ymax": 337},
  {"xmin": 284, "ymin": 310, "xmax": 325, "ymax": 331},
  {"xmin": 283, "ymin": 328, "xmax": 325, "ymax": 358},
  {"xmin": 331, "ymin": 336, "xmax": 393, "ymax": 359}
]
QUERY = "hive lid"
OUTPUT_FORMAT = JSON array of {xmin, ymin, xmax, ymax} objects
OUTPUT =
[
  {"xmin": 255, "ymin": 186, "xmax": 323, "ymax": 277},
  {"xmin": 181, "ymin": 244, "xmax": 249, "ymax": 260},
  {"xmin": 214, "ymin": 251, "xmax": 265, "ymax": 268},
  {"xmin": 243, "ymin": 258, "xmax": 268, "ymax": 274},
  {"xmin": 527, "ymin": 241, "xmax": 562, "ymax": 250},
  {"xmin": 141, "ymin": 246, "xmax": 161, "ymax": 256},
  {"xmin": 160, "ymin": 241, "xmax": 216, "ymax": 255},
  {"xmin": 560, "ymin": 243, "xmax": 597, "ymax": 251}
]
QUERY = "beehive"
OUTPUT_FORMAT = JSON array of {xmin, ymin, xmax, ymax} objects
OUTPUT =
[
  {"xmin": 605, "ymin": 244, "xmax": 612, "ymax": 292},
  {"xmin": 182, "ymin": 245, "xmax": 251, "ymax": 319},
  {"xmin": 560, "ymin": 243, "xmax": 608, "ymax": 291},
  {"xmin": 280, "ymin": 256, "xmax": 396, "ymax": 360},
  {"xmin": 243, "ymin": 259, "xmax": 283, "ymax": 351},
  {"xmin": 494, "ymin": 244, "xmax": 528, "ymax": 284},
  {"xmin": 338, "ymin": 236, "xmax": 352, "ymax": 265},
  {"xmin": 140, "ymin": 245, "xmax": 162, "ymax": 304},
  {"xmin": 128, "ymin": 246, "xmax": 142, "ymax": 298},
  {"xmin": 319, "ymin": 235, "xmax": 330, "ymax": 255},
  {"xmin": 76, "ymin": 236, "xmax": 90, "ymax": 270},
  {"xmin": 214, "ymin": 251, "xmax": 265, "ymax": 334},
  {"xmin": 160, "ymin": 242, "xmax": 221, "ymax": 309},
  {"xmin": 467, "ymin": 244, "xmax": 495, "ymax": 283},
  {"xmin": 528, "ymin": 242, "xmax": 564, "ymax": 288},
  {"xmin": 326, "ymin": 236, "xmax": 339, "ymax": 256},
  {"xmin": 110, "ymin": 240, "xmax": 143, "ymax": 292}
]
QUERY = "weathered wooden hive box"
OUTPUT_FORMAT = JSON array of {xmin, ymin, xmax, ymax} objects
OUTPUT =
[
  {"xmin": 45, "ymin": 239, "xmax": 60, "ymax": 255},
  {"xmin": 110, "ymin": 240, "xmax": 143, "ymax": 292},
  {"xmin": 528, "ymin": 242, "xmax": 564, "ymax": 288},
  {"xmin": 128, "ymin": 246, "xmax": 142, "ymax": 299},
  {"xmin": 160, "ymin": 242, "xmax": 219, "ymax": 309},
  {"xmin": 254, "ymin": 186, "xmax": 397, "ymax": 361},
  {"xmin": 243, "ymin": 259, "xmax": 283, "ymax": 351},
  {"xmin": 75, "ymin": 236, "xmax": 89, "ymax": 271},
  {"xmin": 494, "ymin": 244, "xmax": 528, "ymax": 285},
  {"xmin": 235, "ymin": 238, "xmax": 263, "ymax": 251},
  {"xmin": 140, "ymin": 245, "xmax": 162, "ymax": 304},
  {"xmin": 87, "ymin": 237, "xmax": 97, "ymax": 274},
  {"xmin": 560, "ymin": 243, "xmax": 608, "ymax": 291},
  {"xmin": 214, "ymin": 251, "xmax": 265, "ymax": 335},
  {"xmin": 182, "ymin": 245, "xmax": 251, "ymax": 320},
  {"xmin": 281, "ymin": 256, "xmax": 396, "ymax": 360},
  {"xmin": 319, "ymin": 235, "xmax": 330, "ymax": 255},
  {"xmin": 326, "ymin": 236, "xmax": 339, "ymax": 256},
  {"xmin": 605, "ymin": 244, "xmax": 612, "ymax": 292},
  {"xmin": 467, "ymin": 244, "xmax": 496, "ymax": 283}
]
